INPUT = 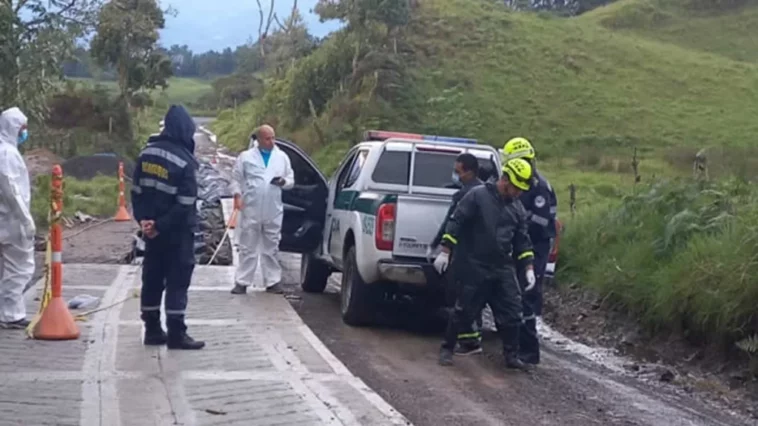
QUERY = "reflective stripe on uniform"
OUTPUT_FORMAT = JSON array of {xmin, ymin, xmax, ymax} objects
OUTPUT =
[
  {"xmin": 177, "ymin": 195, "xmax": 196, "ymax": 205},
  {"xmin": 442, "ymin": 234, "xmax": 458, "ymax": 245},
  {"xmin": 142, "ymin": 147, "xmax": 188, "ymax": 168},
  {"xmin": 517, "ymin": 250, "xmax": 534, "ymax": 260},
  {"xmin": 131, "ymin": 185, "xmax": 142, "ymax": 194},
  {"xmin": 523, "ymin": 314, "xmax": 536, "ymax": 321},
  {"xmin": 141, "ymin": 306, "xmax": 161, "ymax": 312},
  {"xmin": 458, "ymin": 331, "xmax": 481, "ymax": 339},
  {"xmin": 139, "ymin": 178, "xmax": 178, "ymax": 195},
  {"xmin": 550, "ymin": 206, "xmax": 557, "ymax": 214},
  {"xmin": 531, "ymin": 214, "xmax": 550, "ymax": 227}
]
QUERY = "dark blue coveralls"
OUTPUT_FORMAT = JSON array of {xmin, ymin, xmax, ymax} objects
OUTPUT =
[
  {"xmin": 131, "ymin": 105, "xmax": 202, "ymax": 348},
  {"xmin": 517, "ymin": 169, "xmax": 557, "ymax": 363}
]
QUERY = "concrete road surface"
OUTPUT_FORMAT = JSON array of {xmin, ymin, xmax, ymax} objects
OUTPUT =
[{"xmin": 196, "ymin": 127, "xmax": 753, "ymax": 426}]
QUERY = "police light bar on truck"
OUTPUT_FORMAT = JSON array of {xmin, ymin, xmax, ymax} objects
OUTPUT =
[{"xmin": 364, "ymin": 130, "xmax": 477, "ymax": 144}]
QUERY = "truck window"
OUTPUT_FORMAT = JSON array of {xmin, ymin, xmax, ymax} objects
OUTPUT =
[
  {"xmin": 371, "ymin": 151, "xmax": 409, "ymax": 185},
  {"xmin": 372, "ymin": 150, "xmax": 497, "ymax": 188},
  {"xmin": 336, "ymin": 151, "xmax": 358, "ymax": 190},
  {"xmin": 344, "ymin": 150, "xmax": 368, "ymax": 188}
]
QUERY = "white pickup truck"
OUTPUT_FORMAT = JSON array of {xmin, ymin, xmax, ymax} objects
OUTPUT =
[{"xmin": 272, "ymin": 130, "xmax": 502, "ymax": 326}]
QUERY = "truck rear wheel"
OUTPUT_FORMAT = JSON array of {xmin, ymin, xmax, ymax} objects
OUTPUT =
[
  {"xmin": 341, "ymin": 246, "xmax": 375, "ymax": 326},
  {"xmin": 300, "ymin": 252, "xmax": 331, "ymax": 293}
]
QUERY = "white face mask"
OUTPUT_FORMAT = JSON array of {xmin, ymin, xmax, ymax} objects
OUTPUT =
[{"xmin": 451, "ymin": 172, "xmax": 461, "ymax": 185}]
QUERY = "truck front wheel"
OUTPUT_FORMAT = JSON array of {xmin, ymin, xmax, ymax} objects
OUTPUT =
[{"xmin": 341, "ymin": 246, "xmax": 375, "ymax": 326}]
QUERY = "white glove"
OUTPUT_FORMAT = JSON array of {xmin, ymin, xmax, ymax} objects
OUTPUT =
[
  {"xmin": 433, "ymin": 252, "xmax": 450, "ymax": 275},
  {"xmin": 425, "ymin": 245, "xmax": 434, "ymax": 261},
  {"xmin": 524, "ymin": 269, "xmax": 536, "ymax": 292}
]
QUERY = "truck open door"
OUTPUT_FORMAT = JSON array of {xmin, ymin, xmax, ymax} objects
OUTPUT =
[{"xmin": 275, "ymin": 139, "xmax": 329, "ymax": 254}]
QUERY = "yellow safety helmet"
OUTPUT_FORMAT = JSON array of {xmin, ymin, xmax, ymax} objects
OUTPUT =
[
  {"xmin": 501, "ymin": 137, "xmax": 536, "ymax": 162},
  {"xmin": 502, "ymin": 158, "xmax": 533, "ymax": 191}
]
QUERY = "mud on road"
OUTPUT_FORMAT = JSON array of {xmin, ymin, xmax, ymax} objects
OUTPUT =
[{"xmin": 287, "ymin": 274, "xmax": 752, "ymax": 426}]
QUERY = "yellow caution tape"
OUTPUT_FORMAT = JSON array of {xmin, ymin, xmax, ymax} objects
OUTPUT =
[{"xmin": 26, "ymin": 239, "xmax": 52, "ymax": 338}]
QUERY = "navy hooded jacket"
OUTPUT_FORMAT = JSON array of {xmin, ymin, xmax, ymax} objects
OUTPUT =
[{"xmin": 131, "ymin": 105, "xmax": 199, "ymax": 240}]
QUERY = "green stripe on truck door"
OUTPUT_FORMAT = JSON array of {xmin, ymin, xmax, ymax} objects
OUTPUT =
[{"xmin": 334, "ymin": 190, "xmax": 397, "ymax": 216}]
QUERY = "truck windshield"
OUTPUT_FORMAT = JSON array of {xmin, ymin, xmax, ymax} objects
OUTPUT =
[{"xmin": 372, "ymin": 150, "xmax": 496, "ymax": 188}]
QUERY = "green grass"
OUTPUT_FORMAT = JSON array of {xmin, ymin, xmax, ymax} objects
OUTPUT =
[
  {"xmin": 559, "ymin": 178, "xmax": 758, "ymax": 347},
  {"xmin": 67, "ymin": 77, "xmax": 214, "ymax": 108},
  {"xmin": 585, "ymin": 0, "xmax": 758, "ymax": 63},
  {"xmin": 31, "ymin": 175, "xmax": 124, "ymax": 228},
  {"xmin": 405, "ymin": 0, "xmax": 758, "ymax": 153}
]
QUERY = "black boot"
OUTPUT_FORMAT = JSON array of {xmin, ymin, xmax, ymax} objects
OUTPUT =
[
  {"xmin": 167, "ymin": 315, "xmax": 205, "ymax": 350},
  {"xmin": 167, "ymin": 331, "xmax": 206, "ymax": 350},
  {"xmin": 141, "ymin": 311, "xmax": 167, "ymax": 346},
  {"xmin": 519, "ymin": 317, "xmax": 540, "ymax": 365},
  {"xmin": 501, "ymin": 324, "xmax": 531, "ymax": 371},
  {"xmin": 505, "ymin": 352, "xmax": 530, "ymax": 370},
  {"xmin": 438, "ymin": 347, "xmax": 454, "ymax": 366}
]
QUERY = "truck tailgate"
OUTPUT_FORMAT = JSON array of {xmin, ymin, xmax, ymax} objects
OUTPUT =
[{"xmin": 392, "ymin": 194, "xmax": 451, "ymax": 259}]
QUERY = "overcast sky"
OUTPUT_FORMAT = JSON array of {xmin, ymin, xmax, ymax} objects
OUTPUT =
[{"xmin": 160, "ymin": 0, "xmax": 341, "ymax": 53}]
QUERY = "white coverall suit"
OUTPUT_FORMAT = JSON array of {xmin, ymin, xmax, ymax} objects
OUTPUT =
[
  {"xmin": 232, "ymin": 140, "xmax": 294, "ymax": 289},
  {"xmin": 0, "ymin": 108, "xmax": 35, "ymax": 324}
]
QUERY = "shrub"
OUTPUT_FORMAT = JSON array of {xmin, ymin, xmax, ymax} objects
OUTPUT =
[{"xmin": 559, "ymin": 178, "xmax": 758, "ymax": 348}]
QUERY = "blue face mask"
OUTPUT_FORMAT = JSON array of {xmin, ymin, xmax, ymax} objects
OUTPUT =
[
  {"xmin": 451, "ymin": 172, "xmax": 461, "ymax": 185},
  {"xmin": 17, "ymin": 129, "xmax": 28, "ymax": 145}
]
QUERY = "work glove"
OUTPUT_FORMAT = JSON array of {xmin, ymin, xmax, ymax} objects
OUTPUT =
[
  {"xmin": 524, "ymin": 269, "xmax": 536, "ymax": 292},
  {"xmin": 433, "ymin": 252, "xmax": 450, "ymax": 275}
]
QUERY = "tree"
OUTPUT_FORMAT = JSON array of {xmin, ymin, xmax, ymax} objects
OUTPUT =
[
  {"xmin": 0, "ymin": 0, "xmax": 100, "ymax": 120},
  {"xmin": 90, "ymin": 0, "xmax": 172, "ymax": 106},
  {"xmin": 268, "ymin": 7, "xmax": 317, "ymax": 74}
]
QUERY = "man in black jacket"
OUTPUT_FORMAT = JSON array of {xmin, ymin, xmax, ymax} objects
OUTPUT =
[
  {"xmin": 429, "ymin": 153, "xmax": 483, "ymax": 350},
  {"xmin": 131, "ymin": 105, "xmax": 205, "ymax": 350},
  {"xmin": 434, "ymin": 158, "xmax": 535, "ymax": 370}
]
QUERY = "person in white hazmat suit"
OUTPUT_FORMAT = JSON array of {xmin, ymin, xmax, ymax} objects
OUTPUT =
[
  {"xmin": 0, "ymin": 107, "xmax": 35, "ymax": 329},
  {"xmin": 230, "ymin": 124, "xmax": 294, "ymax": 295}
]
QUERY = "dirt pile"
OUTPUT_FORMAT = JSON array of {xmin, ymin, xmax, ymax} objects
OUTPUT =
[
  {"xmin": 62, "ymin": 154, "xmax": 134, "ymax": 180},
  {"xmin": 24, "ymin": 148, "xmax": 64, "ymax": 179}
]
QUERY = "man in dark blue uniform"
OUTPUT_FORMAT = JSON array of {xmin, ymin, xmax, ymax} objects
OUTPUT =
[
  {"xmin": 131, "ymin": 105, "xmax": 205, "ymax": 350},
  {"xmin": 501, "ymin": 137, "xmax": 557, "ymax": 365},
  {"xmin": 429, "ymin": 153, "xmax": 484, "ymax": 353}
]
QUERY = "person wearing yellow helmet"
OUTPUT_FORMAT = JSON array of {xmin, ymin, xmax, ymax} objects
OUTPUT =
[
  {"xmin": 501, "ymin": 137, "xmax": 558, "ymax": 366},
  {"xmin": 434, "ymin": 158, "xmax": 535, "ymax": 370}
]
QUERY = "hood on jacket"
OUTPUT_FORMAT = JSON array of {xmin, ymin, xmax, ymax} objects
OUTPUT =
[
  {"xmin": 0, "ymin": 107, "xmax": 28, "ymax": 148},
  {"xmin": 158, "ymin": 105, "xmax": 196, "ymax": 154}
]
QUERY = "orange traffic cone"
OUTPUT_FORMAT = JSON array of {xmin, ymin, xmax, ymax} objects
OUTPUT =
[
  {"xmin": 32, "ymin": 165, "xmax": 80, "ymax": 341},
  {"xmin": 114, "ymin": 161, "xmax": 131, "ymax": 222}
]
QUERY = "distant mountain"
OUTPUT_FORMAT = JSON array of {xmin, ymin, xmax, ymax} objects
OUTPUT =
[{"xmin": 160, "ymin": 0, "xmax": 341, "ymax": 53}]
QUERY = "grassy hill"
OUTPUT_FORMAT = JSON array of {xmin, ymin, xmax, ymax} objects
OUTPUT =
[
  {"xmin": 214, "ymin": 0, "xmax": 758, "ymax": 213},
  {"xmin": 216, "ymin": 0, "xmax": 758, "ymax": 152},
  {"xmin": 585, "ymin": 0, "xmax": 758, "ymax": 63},
  {"xmin": 68, "ymin": 77, "xmax": 213, "ymax": 108}
]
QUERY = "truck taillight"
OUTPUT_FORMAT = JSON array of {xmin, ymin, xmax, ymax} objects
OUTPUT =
[{"xmin": 375, "ymin": 203, "xmax": 395, "ymax": 251}]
